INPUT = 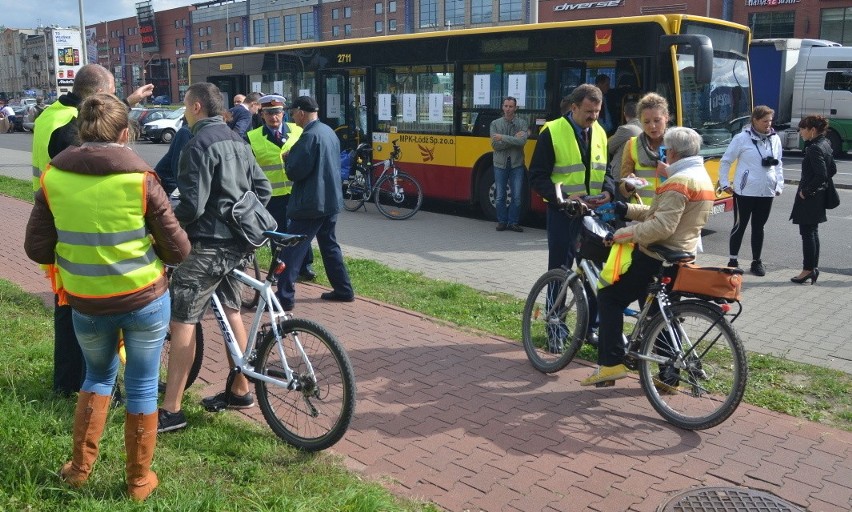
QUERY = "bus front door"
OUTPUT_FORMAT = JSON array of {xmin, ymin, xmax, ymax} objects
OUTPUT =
[{"xmin": 321, "ymin": 69, "xmax": 369, "ymax": 151}]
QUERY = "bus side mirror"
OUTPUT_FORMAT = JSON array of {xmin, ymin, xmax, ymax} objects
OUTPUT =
[{"xmin": 659, "ymin": 34, "xmax": 713, "ymax": 85}]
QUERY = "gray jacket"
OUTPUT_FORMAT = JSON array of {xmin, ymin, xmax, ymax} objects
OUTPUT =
[
  {"xmin": 285, "ymin": 119, "xmax": 343, "ymax": 219},
  {"xmin": 490, "ymin": 115, "xmax": 529, "ymax": 169},
  {"xmin": 608, "ymin": 118, "xmax": 642, "ymax": 170},
  {"xmin": 175, "ymin": 116, "xmax": 271, "ymax": 242}
]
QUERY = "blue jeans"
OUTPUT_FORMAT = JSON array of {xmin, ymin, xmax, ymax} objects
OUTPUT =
[
  {"xmin": 72, "ymin": 292, "xmax": 171, "ymax": 414},
  {"xmin": 494, "ymin": 165, "xmax": 525, "ymax": 225}
]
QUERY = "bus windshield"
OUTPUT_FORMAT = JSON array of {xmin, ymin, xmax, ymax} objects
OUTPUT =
[{"xmin": 680, "ymin": 22, "xmax": 751, "ymax": 151}]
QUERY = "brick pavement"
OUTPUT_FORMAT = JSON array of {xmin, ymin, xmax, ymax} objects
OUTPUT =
[{"xmin": 1, "ymin": 193, "xmax": 850, "ymax": 511}]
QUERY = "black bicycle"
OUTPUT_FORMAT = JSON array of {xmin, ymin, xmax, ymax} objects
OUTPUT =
[{"xmin": 343, "ymin": 140, "xmax": 423, "ymax": 220}]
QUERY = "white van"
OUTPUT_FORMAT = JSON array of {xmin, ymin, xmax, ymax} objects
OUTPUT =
[{"xmin": 141, "ymin": 107, "xmax": 186, "ymax": 144}]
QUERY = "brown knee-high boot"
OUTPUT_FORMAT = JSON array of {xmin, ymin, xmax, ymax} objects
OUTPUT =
[
  {"xmin": 59, "ymin": 391, "xmax": 112, "ymax": 487},
  {"xmin": 125, "ymin": 411, "xmax": 159, "ymax": 501}
]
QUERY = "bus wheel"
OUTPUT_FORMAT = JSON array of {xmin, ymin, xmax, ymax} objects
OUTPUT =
[
  {"xmin": 828, "ymin": 130, "xmax": 845, "ymax": 158},
  {"xmin": 477, "ymin": 165, "xmax": 498, "ymax": 220},
  {"xmin": 477, "ymin": 165, "xmax": 528, "ymax": 222}
]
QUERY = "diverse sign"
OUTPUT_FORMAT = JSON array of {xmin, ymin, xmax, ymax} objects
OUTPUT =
[{"xmin": 554, "ymin": 0, "xmax": 624, "ymax": 12}]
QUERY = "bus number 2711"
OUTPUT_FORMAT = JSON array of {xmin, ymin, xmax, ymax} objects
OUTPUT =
[{"xmin": 337, "ymin": 54, "xmax": 352, "ymax": 64}]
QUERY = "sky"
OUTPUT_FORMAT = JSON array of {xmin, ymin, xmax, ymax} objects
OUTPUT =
[{"xmin": 4, "ymin": 0, "xmax": 196, "ymax": 31}]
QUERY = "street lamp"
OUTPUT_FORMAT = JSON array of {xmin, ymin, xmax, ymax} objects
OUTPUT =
[{"xmin": 78, "ymin": 0, "xmax": 87, "ymax": 63}]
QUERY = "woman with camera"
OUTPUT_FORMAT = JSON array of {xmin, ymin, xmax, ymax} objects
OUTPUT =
[
  {"xmin": 789, "ymin": 115, "xmax": 833, "ymax": 285},
  {"xmin": 718, "ymin": 105, "xmax": 784, "ymax": 276}
]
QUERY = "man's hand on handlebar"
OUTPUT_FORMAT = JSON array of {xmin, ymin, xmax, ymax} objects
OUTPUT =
[{"xmin": 583, "ymin": 191, "xmax": 611, "ymax": 207}]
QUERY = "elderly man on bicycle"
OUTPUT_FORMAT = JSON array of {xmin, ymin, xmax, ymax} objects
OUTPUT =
[{"xmin": 581, "ymin": 127, "xmax": 714, "ymax": 386}]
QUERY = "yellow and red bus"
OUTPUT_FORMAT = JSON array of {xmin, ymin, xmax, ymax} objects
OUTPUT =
[{"xmin": 189, "ymin": 14, "xmax": 750, "ymax": 218}]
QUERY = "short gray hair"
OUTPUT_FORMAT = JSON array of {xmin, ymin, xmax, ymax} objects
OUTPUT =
[{"xmin": 663, "ymin": 127, "xmax": 701, "ymax": 157}]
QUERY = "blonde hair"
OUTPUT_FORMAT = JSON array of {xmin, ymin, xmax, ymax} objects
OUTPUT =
[
  {"xmin": 77, "ymin": 93, "xmax": 131, "ymax": 143},
  {"xmin": 636, "ymin": 92, "xmax": 669, "ymax": 119}
]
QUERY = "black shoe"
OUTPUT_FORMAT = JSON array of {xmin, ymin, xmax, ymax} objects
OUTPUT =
[
  {"xmin": 586, "ymin": 329, "xmax": 599, "ymax": 347},
  {"xmin": 496, "ymin": 223, "xmax": 507, "ymax": 232},
  {"xmin": 750, "ymin": 260, "xmax": 766, "ymax": 277},
  {"xmin": 320, "ymin": 291, "xmax": 355, "ymax": 302},
  {"xmin": 726, "ymin": 259, "xmax": 739, "ymax": 269},
  {"xmin": 508, "ymin": 224, "xmax": 524, "ymax": 232},
  {"xmin": 201, "ymin": 391, "xmax": 255, "ymax": 410},
  {"xmin": 298, "ymin": 266, "xmax": 317, "ymax": 281},
  {"xmin": 157, "ymin": 408, "xmax": 187, "ymax": 433}
]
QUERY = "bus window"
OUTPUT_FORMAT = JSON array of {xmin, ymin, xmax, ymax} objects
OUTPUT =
[
  {"xmin": 461, "ymin": 62, "xmax": 547, "ymax": 137},
  {"xmin": 375, "ymin": 65, "xmax": 454, "ymax": 135}
]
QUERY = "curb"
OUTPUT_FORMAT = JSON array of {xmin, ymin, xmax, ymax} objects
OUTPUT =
[{"xmin": 785, "ymin": 178, "xmax": 851, "ymax": 190}]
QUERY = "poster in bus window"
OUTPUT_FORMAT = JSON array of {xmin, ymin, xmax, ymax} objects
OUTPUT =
[
  {"xmin": 327, "ymin": 94, "xmax": 341, "ymax": 118},
  {"xmin": 429, "ymin": 94, "xmax": 443, "ymax": 122},
  {"xmin": 252, "ymin": 82, "xmax": 261, "ymax": 94},
  {"xmin": 378, "ymin": 94, "xmax": 392, "ymax": 121},
  {"xmin": 273, "ymin": 81, "xmax": 284, "ymax": 95},
  {"xmin": 299, "ymin": 89, "xmax": 310, "ymax": 97},
  {"xmin": 507, "ymin": 75, "xmax": 527, "ymax": 108},
  {"xmin": 402, "ymin": 94, "xmax": 417, "ymax": 123},
  {"xmin": 474, "ymin": 75, "xmax": 490, "ymax": 106}
]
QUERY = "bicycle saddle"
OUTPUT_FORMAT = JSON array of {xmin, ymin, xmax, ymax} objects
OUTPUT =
[
  {"xmin": 647, "ymin": 244, "xmax": 694, "ymax": 263},
  {"xmin": 263, "ymin": 231, "xmax": 308, "ymax": 247},
  {"xmin": 355, "ymin": 142, "xmax": 373, "ymax": 154}
]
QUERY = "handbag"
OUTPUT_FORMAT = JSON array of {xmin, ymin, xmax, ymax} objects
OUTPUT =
[
  {"xmin": 225, "ymin": 190, "xmax": 278, "ymax": 248},
  {"xmin": 824, "ymin": 178, "xmax": 840, "ymax": 210},
  {"xmin": 671, "ymin": 263, "xmax": 744, "ymax": 302}
]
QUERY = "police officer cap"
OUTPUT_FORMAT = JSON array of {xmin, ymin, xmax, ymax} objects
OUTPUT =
[{"xmin": 259, "ymin": 94, "xmax": 287, "ymax": 110}]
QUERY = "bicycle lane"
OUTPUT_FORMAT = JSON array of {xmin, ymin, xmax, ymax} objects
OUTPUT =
[{"xmin": 1, "ymin": 194, "xmax": 849, "ymax": 512}]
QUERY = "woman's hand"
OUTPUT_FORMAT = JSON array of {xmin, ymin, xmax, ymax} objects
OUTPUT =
[{"xmin": 799, "ymin": 190, "xmax": 806, "ymax": 199}]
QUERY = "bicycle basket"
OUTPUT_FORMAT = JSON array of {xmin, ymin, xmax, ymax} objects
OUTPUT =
[{"xmin": 578, "ymin": 216, "xmax": 612, "ymax": 265}]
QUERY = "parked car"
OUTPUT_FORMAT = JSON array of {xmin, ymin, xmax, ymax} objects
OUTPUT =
[
  {"xmin": 4, "ymin": 104, "xmax": 27, "ymax": 132},
  {"xmin": 129, "ymin": 107, "xmax": 170, "ymax": 134},
  {"xmin": 151, "ymin": 95, "xmax": 171, "ymax": 105},
  {"xmin": 141, "ymin": 107, "xmax": 185, "ymax": 143}
]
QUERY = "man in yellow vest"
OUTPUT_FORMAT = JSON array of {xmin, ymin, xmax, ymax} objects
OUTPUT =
[
  {"xmin": 246, "ymin": 94, "xmax": 315, "ymax": 280},
  {"xmin": 31, "ymin": 63, "xmax": 153, "ymax": 396},
  {"xmin": 530, "ymin": 84, "xmax": 616, "ymax": 347}
]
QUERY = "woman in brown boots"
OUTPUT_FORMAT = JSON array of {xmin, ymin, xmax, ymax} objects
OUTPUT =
[{"xmin": 24, "ymin": 93, "xmax": 190, "ymax": 500}]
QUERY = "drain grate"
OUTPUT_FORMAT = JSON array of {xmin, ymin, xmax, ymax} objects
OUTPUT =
[{"xmin": 660, "ymin": 487, "xmax": 804, "ymax": 512}]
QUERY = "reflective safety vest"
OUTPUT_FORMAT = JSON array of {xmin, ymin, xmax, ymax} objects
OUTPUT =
[
  {"xmin": 628, "ymin": 136, "xmax": 665, "ymax": 202},
  {"xmin": 546, "ymin": 118, "xmax": 607, "ymax": 196},
  {"xmin": 247, "ymin": 123, "xmax": 302, "ymax": 197},
  {"xmin": 41, "ymin": 168, "xmax": 164, "ymax": 299},
  {"xmin": 31, "ymin": 102, "xmax": 78, "ymax": 191},
  {"xmin": 598, "ymin": 242, "xmax": 635, "ymax": 288}
]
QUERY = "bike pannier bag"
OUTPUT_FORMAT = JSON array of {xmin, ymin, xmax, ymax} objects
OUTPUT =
[
  {"xmin": 226, "ymin": 190, "xmax": 278, "ymax": 248},
  {"xmin": 672, "ymin": 263, "xmax": 743, "ymax": 302},
  {"xmin": 578, "ymin": 216, "xmax": 612, "ymax": 265}
]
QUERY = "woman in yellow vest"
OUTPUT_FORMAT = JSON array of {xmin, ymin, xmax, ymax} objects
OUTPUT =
[
  {"xmin": 24, "ymin": 93, "xmax": 190, "ymax": 501},
  {"xmin": 616, "ymin": 93, "xmax": 670, "ymax": 204}
]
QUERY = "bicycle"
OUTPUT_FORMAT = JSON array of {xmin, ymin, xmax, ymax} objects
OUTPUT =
[
  {"xmin": 522, "ymin": 198, "xmax": 748, "ymax": 430},
  {"xmin": 184, "ymin": 231, "xmax": 356, "ymax": 451},
  {"xmin": 343, "ymin": 140, "xmax": 423, "ymax": 220}
]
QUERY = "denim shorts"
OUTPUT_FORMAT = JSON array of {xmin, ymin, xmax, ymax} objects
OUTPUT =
[{"xmin": 170, "ymin": 241, "xmax": 248, "ymax": 323}]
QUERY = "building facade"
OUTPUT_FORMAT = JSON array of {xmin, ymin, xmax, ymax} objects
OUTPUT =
[{"xmin": 4, "ymin": 0, "xmax": 852, "ymax": 102}]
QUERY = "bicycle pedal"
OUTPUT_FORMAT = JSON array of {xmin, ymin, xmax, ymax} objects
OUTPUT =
[{"xmin": 595, "ymin": 380, "xmax": 616, "ymax": 388}]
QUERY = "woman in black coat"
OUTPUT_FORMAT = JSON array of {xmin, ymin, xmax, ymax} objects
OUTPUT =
[{"xmin": 790, "ymin": 115, "xmax": 832, "ymax": 284}]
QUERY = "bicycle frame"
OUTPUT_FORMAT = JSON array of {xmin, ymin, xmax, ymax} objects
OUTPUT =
[{"xmin": 208, "ymin": 266, "xmax": 315, "ymax": 391}]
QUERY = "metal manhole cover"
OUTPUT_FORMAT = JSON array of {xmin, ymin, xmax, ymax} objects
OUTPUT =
[{"xmin": 659, "ymin": 486, "xmax": 804, "ymax": 512}]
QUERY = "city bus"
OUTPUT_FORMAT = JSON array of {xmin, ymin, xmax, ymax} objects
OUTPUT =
[{"xmin": 189, "ymin": 14, "xmax": 751, "ymax": 219}]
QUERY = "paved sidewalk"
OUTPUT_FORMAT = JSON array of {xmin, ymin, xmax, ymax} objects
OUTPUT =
[{"xmin": 2, "ymin": 195, "xmax": 851, "ymax": 511}]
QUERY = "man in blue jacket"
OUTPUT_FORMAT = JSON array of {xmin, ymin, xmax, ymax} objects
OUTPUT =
[{"xmin": 276, "ymin": 96, "xmax": 355, "ymax": 310}]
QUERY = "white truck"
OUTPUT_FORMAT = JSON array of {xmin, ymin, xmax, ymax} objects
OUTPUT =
[{"xmin": 749, "ymin": 38, "xmax": 851, "ymax": 157}]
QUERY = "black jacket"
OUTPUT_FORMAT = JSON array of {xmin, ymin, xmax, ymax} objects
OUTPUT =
[
  {"xmin": 175, "ymin": 116, "xmax": 271, "ymax": 241},
  {"xmin": 790, "ymin": 134, "xmax": 832, "ymax": 225}
]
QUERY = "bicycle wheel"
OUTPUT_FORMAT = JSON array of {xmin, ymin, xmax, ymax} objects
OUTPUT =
[
  {"xmin": 637, "ymin": 302, "xmax": 747, "ymax": 430},
  {"xmin": 522, "ymin": 268, "xmax": 588, "ymax": 373},
  {"xmin": 158, "ymin": 323, "xmax": 205, "ymax": 393},
  {"xmin": 374, "ymin": 171, "xmax": 423, "ymax": 220},
  {"xmin": 343, "ymin": 167, "xmax": 369, "ymax": 212},
  {"xmin": 240, "ymin": 253, "xmax": 262, "ymax": 309},
  {"xmin": 255, "ymin": 318, "xmax": 356, "ymax": 451}
]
